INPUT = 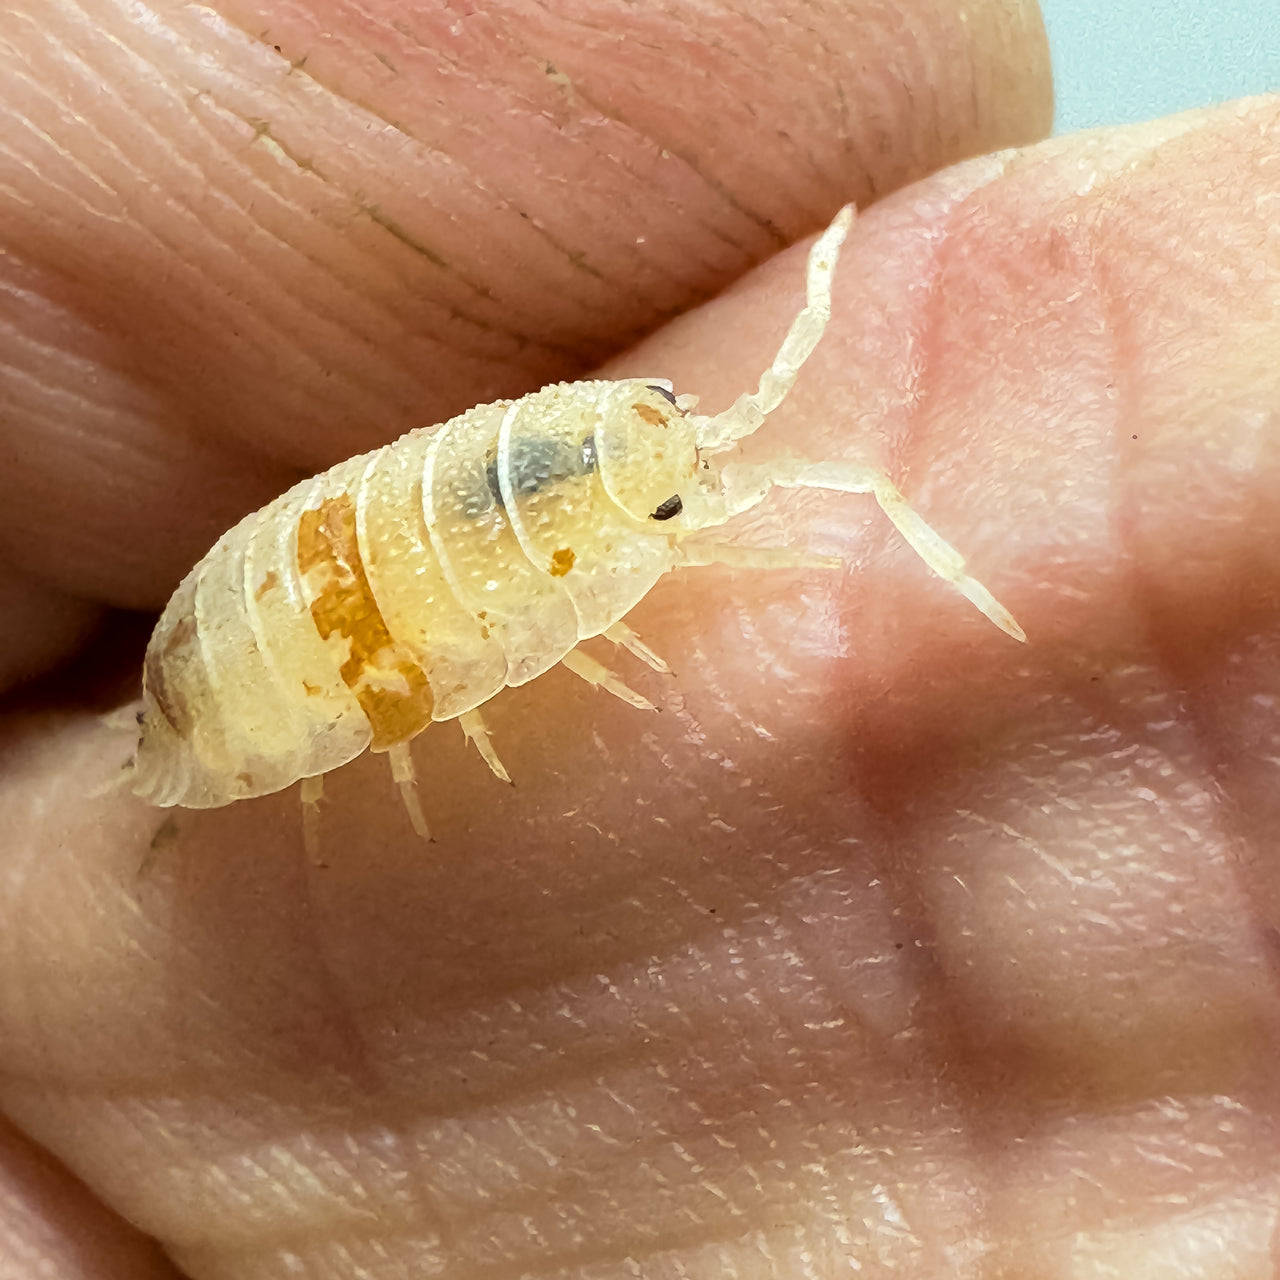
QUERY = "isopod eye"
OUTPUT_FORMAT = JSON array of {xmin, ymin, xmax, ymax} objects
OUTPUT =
[
  {"xmin": 646, "ymin": 384, "xmax": 679, "ymax": 405},
  {"xmin": 596, "ymin": 382, "xmax": 699, "ymax": 522},
  {"xmin": 650, "ymin": 493, "xmax": 683, "ymax": 521}
]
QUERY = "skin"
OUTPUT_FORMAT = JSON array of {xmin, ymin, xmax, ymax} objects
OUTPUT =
[{"xmin": 5, "ymin": 0, "xmax": 1280, "ymax": 1276}]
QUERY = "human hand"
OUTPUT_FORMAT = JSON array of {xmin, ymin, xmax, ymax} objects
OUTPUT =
[{"xmin": 6, "ymin": 2, "xmax": 1278, "ymax": 1277}]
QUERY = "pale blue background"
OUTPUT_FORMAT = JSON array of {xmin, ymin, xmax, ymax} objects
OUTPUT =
[{"xmin": 1041, "ymin": 0, "xmax": 1280, "ymax": 133}]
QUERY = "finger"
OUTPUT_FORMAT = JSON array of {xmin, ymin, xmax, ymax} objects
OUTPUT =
[
  {"xmin": 0, "ymin": 555, "xmax": 101, "ymax": 690},
  {"xmin": 622, "ymin": 93, "xmax": 1280, "ymax": 1263},
  {"xmin": 0, "ymin": 0, "xmax": 1052, "ymax": 680},
  {"xmin": 0, "ymin": 1116, "xmax": 179, "ymax": 1280},
  {"xmin": 7, "ymin": 95, "xmax": 1280, "ymax": 1276}
]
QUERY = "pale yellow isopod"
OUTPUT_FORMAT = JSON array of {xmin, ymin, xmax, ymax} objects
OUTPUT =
[{"xmin": 131, "ymin": 206, "xmax": 1024, "ymax": 847}]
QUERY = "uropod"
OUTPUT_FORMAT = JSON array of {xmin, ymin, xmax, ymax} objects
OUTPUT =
[{"xmin": 131, "ymin": 205, "xmax": 1024, "ymax": 849}]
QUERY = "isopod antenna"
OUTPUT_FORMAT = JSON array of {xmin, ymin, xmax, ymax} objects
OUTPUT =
[{"xmin": 691, "ymin": 203, "xmax": 855, "ymax": 454}]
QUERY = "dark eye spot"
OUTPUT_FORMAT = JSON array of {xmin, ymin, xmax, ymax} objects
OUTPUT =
[
  {"xmin": 650, "ymin": 494, "xmax": 683, "ymax": 521},
  {"xmin": 646, "ymin": 384, "xmax": 678, "ymax": 405}
]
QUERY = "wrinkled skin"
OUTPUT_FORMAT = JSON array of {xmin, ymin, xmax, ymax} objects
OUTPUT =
[{"xmin": 4, "ymin": 0, "xmax": 1280, "ymax": 1276}]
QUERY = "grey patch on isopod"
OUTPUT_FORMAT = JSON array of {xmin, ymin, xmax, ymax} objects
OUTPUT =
[{"xmin": 484, "ymin": 434, "xmax": 598, "ymax": 512}]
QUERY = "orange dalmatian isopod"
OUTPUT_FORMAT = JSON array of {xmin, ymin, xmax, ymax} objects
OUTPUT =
[{"xmin": 131, "ymin": 206, "xmax": 1024, "ymax": 849}]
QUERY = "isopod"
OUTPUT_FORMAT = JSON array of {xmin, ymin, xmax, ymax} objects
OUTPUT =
[{"xmin": 131, "ymin": 205, "xmax": 1024, "ymax": 844}]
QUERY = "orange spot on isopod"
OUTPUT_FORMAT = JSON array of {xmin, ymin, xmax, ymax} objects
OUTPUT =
[
  {"xmin": 549, "ymin": 547, "xmax": 576, "ymax": 576},
  {"xmin": 633, "ymin": 403, "xmax": 667, "ymax": 427},
  {"xmin": 296, "ymin": 495, "xmax": 435, "ymax": 750}
]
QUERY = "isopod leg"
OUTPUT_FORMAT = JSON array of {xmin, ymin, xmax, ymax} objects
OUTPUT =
[
  {"xmin": 721, "ymin": 459, "xmax": 1025, "ymax": 641},
  {"xmin": 458, "ymin": 709, "xmax": 513, "ymax": 784},
  {"xmin": 604, "ymin": 621, "xmax": 671, "ymax": 674},
  {"xmin": 562, "ymin": 649, "xmax": 657, "ymax": 712},
  {"xmin": 387, "ymin": 742, "xmax": 432, "ymax": 842},
  {"xmin": 300, "ymin": 774, "xmax": 324, "ymax": 862}
]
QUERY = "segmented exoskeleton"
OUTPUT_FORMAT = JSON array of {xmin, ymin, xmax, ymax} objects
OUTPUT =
[{"xmin": 132, "ymin": 206, "xmax": 1024, "ymax": 844}]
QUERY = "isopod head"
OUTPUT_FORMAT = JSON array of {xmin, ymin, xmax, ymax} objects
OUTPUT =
[{"xmin": 593, "ymin": 382, "xmax": 700, "ymax": 526}]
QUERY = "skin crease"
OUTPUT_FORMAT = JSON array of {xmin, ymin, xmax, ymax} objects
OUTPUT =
[{"xmin": 7, "ymin": 2, "xmax": 1280, "ymax": 1279}]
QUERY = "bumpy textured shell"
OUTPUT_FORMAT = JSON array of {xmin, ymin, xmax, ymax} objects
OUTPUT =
[{"xmin": 133, "ymin": 380, "xmax": 684, "ymax": 809}]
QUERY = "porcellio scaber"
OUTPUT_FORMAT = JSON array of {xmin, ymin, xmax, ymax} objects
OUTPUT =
[{"xmin": 131, "ymin": 205, "xmax": 1025, "ymax": 843}]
